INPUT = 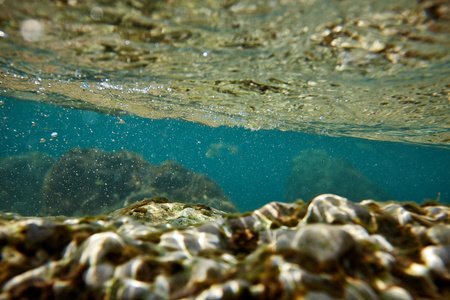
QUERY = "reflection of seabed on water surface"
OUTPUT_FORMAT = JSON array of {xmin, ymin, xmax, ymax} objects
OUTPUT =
[{"xmin": 0, "ymin": 0, "xmax": 448, "ymax": 147}]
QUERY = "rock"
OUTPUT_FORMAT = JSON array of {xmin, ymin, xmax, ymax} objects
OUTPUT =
[
  {"xmin": 109, "ymin": 197, "xmax": 227, "ymax": 227},
  {"xmin": 0, "ymin": 152, "xmax": 55, "ymax": 216},
  {"xmin": 42, "ymin": 147, "xmax": 156, "ymax": 216},
  {"xmin": 274, "ymin": 223, "xmax": 357, "ymax": 271},
  {"xmin": 1, "ymin": 194, "xmax": 450, "ymax": 299},
  {"xmin": 149, "ymin": 160, "xmax": 238, "ymax": 213},
  {"xmin": 285, "ymin": 149, "xmax": 391, "ymax": 203},
  {"xmin": 345, "ymin": 279, "xmax": 378, "ymax": 300},
  {"xmin": 379, "ymin": 286, "xmax": 413, "ymax": 300},
  {"xmin": 426, "ymin": 224, "xmax": 450, "ymax": 245},
  {"xmin": 41, "ymin": 148, "xmax": 237, "ymax": 216},
  {"xmin": 421, "ymin": 245, "xmax": 450, "ymax": 278},
  {"xmin": 302, "ymin": 194, "xmax": 376, "ymax": 232}
]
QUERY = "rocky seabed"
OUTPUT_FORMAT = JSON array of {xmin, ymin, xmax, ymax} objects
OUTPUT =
[{"xmin": 0, "ymin": 194, "xmax": 449, "ymax": 299}]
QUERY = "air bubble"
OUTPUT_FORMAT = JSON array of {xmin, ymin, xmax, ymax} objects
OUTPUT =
[
  {"xmin": 20, "ymin": 19, "xmax": 44, "ymax": 42},
  {"xmin": 90, "ymin": 7, "xmax": 103, "ymax": 20}
]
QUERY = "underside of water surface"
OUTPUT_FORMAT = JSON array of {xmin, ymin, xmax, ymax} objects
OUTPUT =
[{"xmin": 0, "ymin": 0, "xmax": 449, "ymax": 147}]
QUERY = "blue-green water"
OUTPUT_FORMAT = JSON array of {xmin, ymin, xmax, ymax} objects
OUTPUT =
[{"xmin": 1, "ymin": 96, "xmax": 449, "ymax": 212}]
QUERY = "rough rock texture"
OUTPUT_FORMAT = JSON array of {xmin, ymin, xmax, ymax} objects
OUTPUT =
[
  {"xmin": 0, "ymin": 152, "xmax": 55, "ymax": 216},
  {"xmin": 42, "ymin": 148, "xmax": 157, "ymax": 216},
  {"xmin": 285, "ymin": 149, "xmax": 391, "ymax": 202},
  {"xmin": 1, "ymin": 194, "xmax": 449, "ymax": 299},
  {"xmin": 42, "ymin": 148, "xmax": 237, "ymax": 216},
  {"xmin": 149, "ymin": 160, "xmax": 237, "ymax": 213}
]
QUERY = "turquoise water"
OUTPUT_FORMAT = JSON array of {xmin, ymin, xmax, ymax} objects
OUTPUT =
[{"xmin": 1, "ymin": 96, "xmax": 448, "ymax": 213}]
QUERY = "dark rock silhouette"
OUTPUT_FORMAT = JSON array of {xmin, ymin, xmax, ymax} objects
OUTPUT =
[
  {"xmin": 42, "ymin": 148, "xmax": 237, "ymax": 216},
  {"xmin": 285, "ymin": 149, "xmax": 391, "ymax": 202},
  {"xmin": 150, "ymin": 160, "xmax": 237, "ymax": 213},
  {"xmin": 0, "ymin": 152, "xmax": 55, "ymax": 216},
  {"xmin": 42, "ymin": 148, "xmax": 156, "ymax": 216}
]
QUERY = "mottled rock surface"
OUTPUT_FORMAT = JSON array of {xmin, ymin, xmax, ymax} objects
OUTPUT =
[
  {"xmin": 41, "ymin": 148, "xmax": 237, "ymax": 216},
  {"xmin": 42, "ymin": 147, "xmax": 156, "ymax": 216},
  {"xmin": 1, "ymin": 194, "xmax": 449, "ymax": 299}
]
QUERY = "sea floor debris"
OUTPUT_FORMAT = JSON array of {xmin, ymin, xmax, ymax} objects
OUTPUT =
[{"xmin": 0, "ymin": 194, "xmax": 449, "ymax": 299}]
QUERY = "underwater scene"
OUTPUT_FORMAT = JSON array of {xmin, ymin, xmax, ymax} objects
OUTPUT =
[
  {"xmin": 1, "ymin": 0, "xmax": 450, "ymax": 299},
  {"xmin": 1, "ymin": 98, "xmax": 449, "ymax": 216}
]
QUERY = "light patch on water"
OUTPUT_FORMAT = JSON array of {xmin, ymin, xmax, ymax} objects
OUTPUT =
[{"xmin": 20, "ymin": 19, "xmax": 44, "ymax": 42}]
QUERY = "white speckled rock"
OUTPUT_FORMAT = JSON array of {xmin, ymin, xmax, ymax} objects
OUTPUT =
[
  {"xmin": 379, "ymin": 286, "xmax": 413, "ymax": 300},
  {"xmin": 345, "ymin": 278, "xmax": 378, "ymax": 300},
  {"xmin": 302, "ymin": 194, "xmax": 376, "ymax": 231},
  {"xmin": 275, "ymin": 223, "xmax": 356, "ymax": 269},
  {"xmin": 84, "ymin": 263, "xmax": 114, "ymax": 290},
  {"xmin": 426, "ymin": 224, "xmax": 450, "ymax": 245},
  {"xmin": 79, "ymin": 232, "xmax": 126, "ymax": 266},
  {"xmin": 421, "ymin": 245, "xmax": 450, "ymax": 278}
]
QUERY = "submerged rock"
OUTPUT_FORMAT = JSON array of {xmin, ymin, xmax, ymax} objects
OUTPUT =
[
  {"xmin": 285, "ymin": 149, "xmax": 391, "ymax": 203},
  {"xmin": 41, "ymin": 148, "xmax": 237, "ymax": 216},
  {"xmin": 149, "ymin": 160, "xmax": 237, "ymax": 213},
  {"xmin": 42, "ymin": 148, "xmax": 156, "ymax": 216},
  {"xmin": 302, "ymin": 194, "xmax": 377, "ymax": 231},
  {"xmin": 1, "ymin": 194, "xmax": 449, "ymax": 299},
  {"xmin": 0, "ymin": 152, "xmax": 55, "ymax": 216}
]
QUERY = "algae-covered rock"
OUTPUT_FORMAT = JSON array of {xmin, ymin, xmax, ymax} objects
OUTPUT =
[
  {"xmin": 108, "ymin": 197, "xmax": 227, "ymax": 227},
  {"xmin": 285, "ymin": 149, "xmax": 391, "ymax": 203},
  {"xmin": 149, "ymin": 160, "xmax": 238, "ymax": 213},
  {"xmin": 0, "ymin": 194, "xmax": 450, "ymax": 299},
  {"xmin": 42, "ymin": 148, "xmax": 237, "ymax": 216},
  {"xmin": 0, "ymin": 152, "xmax": 55, "ymax": 216},
  {"xmin": 42, "ymin": 147, "xmax": 156, "ymax": 216}
]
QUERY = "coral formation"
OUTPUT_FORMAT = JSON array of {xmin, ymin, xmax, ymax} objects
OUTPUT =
[
  {"xmin": 0, "ymin": 152, "xmax": 55, "ymax": 216},
  {"xmin": 285, "ymin": 149, "xmax": 391, "ymax": 202},
  {"xmin": 0, "ymin": 194, "xmax": 449, "ymax": 299}
]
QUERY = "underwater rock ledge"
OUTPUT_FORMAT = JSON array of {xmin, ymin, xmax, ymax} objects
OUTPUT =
[{"xmin": 0, "ymin": 194, "xmax": 449, "ymax": 299}]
